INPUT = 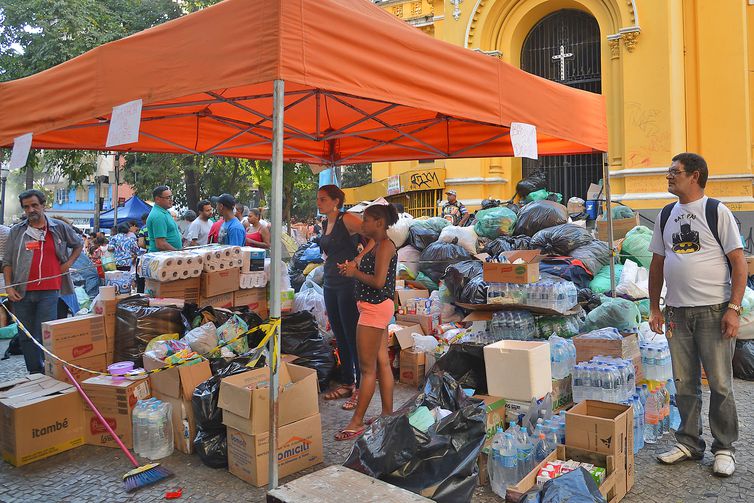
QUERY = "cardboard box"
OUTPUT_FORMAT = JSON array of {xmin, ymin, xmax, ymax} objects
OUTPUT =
[
  {"xmin": 507, "ymin": 445, "xmax": 618, "ymax": 503},
  {"xmin": 399, "ymin": 349, "xmax": 426, "ymax": 387},
  {"xmin": 227, "ymin": 413, "xmax": 323, "ymax": 487},
  {"xmin": 566, "ymin": 401, "xmax": 634, "ymax": 500},
  {"xmin": 83, "ymin": 409, "xmax": 133, "ymax": 449},
  {"xmin": 201, "ymin": 268, "xmax": 240, "ymax": 297},
  {"xmin": 93, "ymin": 298, "xmax": 117, "ymax": 353},
  {"xmin": 586, "ymin": 183, "xmax": 603, "ymax": 200},
  {"xmin": 234, "ymin": 288, "xmax": 269, "ymax": 318},
  {"xmin": 483, "ymin": 340, "xmax": 552, "ymax": 401},
  {"xmin": 573, "ymin": 333, "xmax": 643, "ymax": 382},
  {"xmin": 396, "ymin": 313, "xmax": 438, "ymax": 336},
  {"xmin": 198, "ymin": 292, "xmax": 235, "ymax": 309},
  {"xmin": 143, "ymin": 355, "xmax": 212, "ymax": 400},
  {"xmin": 0, "ymin": 375, "xmax": 84, "ymax": 466},
  {"xmin": 145, "ymin": 277, "xmax": 200, "ymax": 304},
  {"xmin": 395, "ymin": 288, "xmax": 429, "ymax": 308},
  {"xmin": 152, "ymin": 391, "xmax": 196, "ymax": 454},
  {"xmin": 389, "ymin": 323, "xmax": 424, "ymax": 349},
  {"xmin": 42, "ymin": 314, "xmax": 107, "ymax": 361},
  {"xmin": 218, "ymin": 362, "xmax": 319, "ymax": 435},
  {"xmin": 472, "ymin": 395, "xmax": 507, "ymax": 454},
  {"xmin": 45, "ymin": 354, "xmax": 108, "ymax": 384},
  {"xmin": 552, "ymin": 375, "xmax": 573, "ymax": 410},
  {"xmin": 482, "ymin": 251, "xmax": 541, "ymax": 284},
  {"xmin": 597, "ymin": 214, "xmax": 641, "ymax": 241},
  {"xmin": 81, "ymin": 376, "xmax": 151, "ymax": 416}
]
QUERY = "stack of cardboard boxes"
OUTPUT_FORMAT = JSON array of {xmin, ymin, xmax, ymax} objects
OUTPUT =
[
  {"xmin": 42, "ymin": 314, "xmax": 109, "ymax": 383},
  {"xmin": 80, "ymin": 375, "xmax": 151, "ymax": 448},
  {"xmin": 220, "ymin": 362, "xmax": 323, "ymax": 487}
]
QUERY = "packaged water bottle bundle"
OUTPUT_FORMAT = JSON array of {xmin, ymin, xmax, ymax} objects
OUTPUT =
[
  {"xmin": 131, "ymin": 398, "xmax": 174, "ymax": 460},
  {"xmin": 488, "ymin": 310, "xmax": 537, "ymax": 342},
  {"xmin": 487, "ymin": 280, "xmax": 578, "ymax": 313},
  {"xmin": 572, "ymin": 356, "xmax": 636, "ymax": 404},
  {"xmin": 548, "ymin": 335, "xmax": 577, "ymax": 380},
  {"xmin": 639, "ymin": 341, "xmax": 673, "ymax": 382}
]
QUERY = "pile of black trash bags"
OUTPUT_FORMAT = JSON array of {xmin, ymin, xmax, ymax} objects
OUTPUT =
[{"xmin": 288, "ymin": 242, "xmax": 324, "ymax": 292}]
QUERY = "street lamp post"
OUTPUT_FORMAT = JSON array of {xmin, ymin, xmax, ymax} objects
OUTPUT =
[{"xmin": 0, "ymin": 167, "xmax": 8, "ymax": 225}]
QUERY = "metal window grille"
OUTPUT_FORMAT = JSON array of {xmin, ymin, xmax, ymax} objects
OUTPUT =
[{"xmin": 387, "ymin": 189, "xmax": 443, "ymax": 218}]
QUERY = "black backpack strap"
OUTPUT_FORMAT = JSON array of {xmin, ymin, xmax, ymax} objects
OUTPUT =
[
  {"xmin": 659, "ymin": 202, "xmax": 676, "ymax": 236},
  {"xmin": 705, "ymin": 198, "xmax": 732, "ymax": 274}
]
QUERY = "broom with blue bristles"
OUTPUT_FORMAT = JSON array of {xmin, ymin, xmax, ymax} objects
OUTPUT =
[{"xmin": 63, "ymin": 366, "xmax": 173, "ymax": 492}]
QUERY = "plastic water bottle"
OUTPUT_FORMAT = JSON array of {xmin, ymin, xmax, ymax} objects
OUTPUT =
[
  {"xmin": 534, "ymin": 433, "xmax": 549, "ymax": 462},
  {"xmin": 643, "ymin": 390, "xmax": 660, "ymax": 444},
  {"xmin": 147, "ymin": 401, "xmax": 174, "ymax": 460},
  {"xmin": 501, "ymin": 432, "xmax": 519, "ymax": 486},
  {"xmin": 132, "ymin": 401, "xmax": 146, "ymax": 456},
  {"xmin": 517, "ymin": 433, "xmax": 535, "ymax": 478},
  {"xmin": 489, "ymin": 427, "xmax": 506, "ymax": 496},
  {"xmin": 632, "ymin": 395, "xmax": 645, "ymax": 453},
  {"xmin": 544, "ymin": 420, "xmax": 559, "ymax": 449},
  {"xmin": 557, "ymin": 411, "xmax": 567, "ymax": 444},
  {"xmin": 660, "ymin": 384, "xmax": 671, "ymax": 435}
]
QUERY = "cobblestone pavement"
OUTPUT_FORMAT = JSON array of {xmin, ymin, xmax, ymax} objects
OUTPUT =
[{"xmin": 1, "ymin": 338, "xmax": 752, "ymax": 502}]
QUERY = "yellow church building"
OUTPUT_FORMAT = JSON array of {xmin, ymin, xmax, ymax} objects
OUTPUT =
[{"xmin": 344, "ymin": 0, "xmax": 754, "ymax": 245}]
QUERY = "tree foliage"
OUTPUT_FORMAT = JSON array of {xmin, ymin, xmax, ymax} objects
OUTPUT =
[{"xmin": 340, "ymin": 163, "xmax": 373, "ymax": 188}]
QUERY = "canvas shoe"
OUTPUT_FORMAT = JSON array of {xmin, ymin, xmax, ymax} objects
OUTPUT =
[
  {"xmin": 657, "ymin": 443, "xmax": 699, "ymax": 465},
  {"xmin": 713, "ymin": 450, "xmax": 735, "ymax": 477}
]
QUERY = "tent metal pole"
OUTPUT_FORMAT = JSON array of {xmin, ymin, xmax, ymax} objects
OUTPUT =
[
  {"xmin": 603, "ymin": 153, "xmax": 616, "ymax": 297},
  {"xmin": 113, "ymin": 158, "xmax": 119, "ymax": 228},
  {"xmin": 268, "ymin": 79, "xmax": 284, "ymax": 490}
]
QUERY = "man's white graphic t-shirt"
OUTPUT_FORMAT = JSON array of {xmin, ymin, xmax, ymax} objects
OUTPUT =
[{"xmin": 648, "ymin": 196, "xmax": 741, "ymax": 307}]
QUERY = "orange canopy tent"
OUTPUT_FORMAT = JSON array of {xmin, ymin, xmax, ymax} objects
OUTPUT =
[{"xmin": 0, "ymin": 0, "xmax": 608, "ymax": 489}]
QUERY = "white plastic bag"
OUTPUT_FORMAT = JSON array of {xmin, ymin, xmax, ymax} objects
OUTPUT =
[
  {"xmin": 412, "ymin": 334, "xmax": 439, "ymax": 353},
  {"xmin": 388, "ymin": 218, "xmax": 413, "ymax": 248},
  {"xmin": 182, "ymin": 323, "xmax": 219, "ymax": 354},
  {"xmin": 615, "ymin": 259, "xmax": 649, "ymax": 299},
  {"xmin": 438, "ymin": 225, "xmax": 478, "ymax": 255},
  {"xmin": 397, "ymin": 245, "xmax": 421, "ymax": 278},
  {"xmin": 294, "ymin": 280, "xmax": 330, "ymax": 335},
  {"xmin": 306, "ymin": 265, "xmax": 325, "ymax": 286}
]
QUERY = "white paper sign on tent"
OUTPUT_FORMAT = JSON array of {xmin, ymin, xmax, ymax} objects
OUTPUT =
[
  {"xmin": 510, "ymin": 122, "xmax": 538, "ymax": 160},
  {"xmin": 106, "ymin": 99, "xmax": 143, "ymax": 147},
  {"xmin": 9, "ymin": 133, "xmax": 33, "ymax": 169}
]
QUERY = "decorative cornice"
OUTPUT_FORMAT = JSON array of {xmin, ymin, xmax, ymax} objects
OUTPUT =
[
  {"xmin": 445, "ymin": 176, "xmax": 509, "ymax": 185},
  {"xmin": 619, "ymin": 27, "xmax": 641, "ymax": 52},
  {"xmin": 607, "ymin": 35, "xmax": 621, "ymax": 60}
]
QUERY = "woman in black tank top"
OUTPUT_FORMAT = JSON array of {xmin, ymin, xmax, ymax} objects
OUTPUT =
[
  {"xmin": 317, "ymin": 185, "xmax": 367, "ymax": 410},
  {"xmin": 335, "ymin": 203, "xmax": 399, "ymax": 441}
]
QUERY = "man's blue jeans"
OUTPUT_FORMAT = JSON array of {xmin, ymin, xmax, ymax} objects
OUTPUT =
[
  {"xmin": 13, "ymin": 290, "xmax": 59, "ymax": 374},
  {"xmin": 666, "ymin": 303, "xmax": 738, "ymax": 455}
]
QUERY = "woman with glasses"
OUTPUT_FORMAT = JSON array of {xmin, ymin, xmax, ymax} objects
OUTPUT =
[{"xmin": 146, "ymin": 185, "xmax": 183, "ymax": 252}]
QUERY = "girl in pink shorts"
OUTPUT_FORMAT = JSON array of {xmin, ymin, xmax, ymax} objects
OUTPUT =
[{"xmin": 334, "ymin": 203, "xmax": 398, "ymax": 441}]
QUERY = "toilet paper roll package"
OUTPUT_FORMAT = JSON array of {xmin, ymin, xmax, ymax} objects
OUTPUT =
[
  {"xmin": 239, "ymin": 272, "xmax": 267, "ymax": 289},
  {"xmin": 105, "ymin": 270, "xmax": 134, "ymax": 294}
]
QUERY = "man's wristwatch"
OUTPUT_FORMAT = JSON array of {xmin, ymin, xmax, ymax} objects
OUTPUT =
[{"xmin": 728, "ymin": 303, "xmax": 743, "ymax": 316}]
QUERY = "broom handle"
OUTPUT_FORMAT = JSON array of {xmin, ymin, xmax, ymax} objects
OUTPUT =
[{"xmin": 63, "ymin": 366, "xmax": 140, "ymax": 468}]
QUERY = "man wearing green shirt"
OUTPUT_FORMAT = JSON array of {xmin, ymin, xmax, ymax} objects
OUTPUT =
[{"xmin": 147, "ymin": 185, "xmax": 183, "ymax": 252}]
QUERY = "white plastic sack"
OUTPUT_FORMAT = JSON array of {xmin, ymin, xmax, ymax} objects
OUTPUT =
[
  {"xmin": 738, "ymin": 312, "xmax": 754, "ymax": 340},
  {"xmin": 294, "ymin": 280, "xmax": 330, "ymax": 335},
  {"xmin": 265, "ymin": 258, "xmax": 292, "ymax": 291},
  {"xmin": 615, "ymin": 259, "xmax": 649, "ymax": 299},
  {"xmin": 412, "ymin": 334, "xmax": 439, "ymax": 353},
  {"xmin": 638, "ymin": 321, "xmax": 666, "ymax": 343},
  {"xmin": 182, "ymin": 322, "xmax": 219, "ymax": 354},
  {"xmin": 388, "ymin": 218, "xmax": 413, "ymax": 248},
  {"xmin": 306, "ymin": 265, "xmax": 325, "ymax": 286},
  {"xmin": 438, "ymin": 226, "xmax": 478, "ymax": 255},
  {"xmin": 397, "ymin": 245, "xmax": 421, "ymax": 278}
]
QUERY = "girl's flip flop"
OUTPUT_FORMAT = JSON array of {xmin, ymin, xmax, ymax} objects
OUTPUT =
[{"xmin": 334, "ymin": 426, "xmax": 366, "ymax": 441}]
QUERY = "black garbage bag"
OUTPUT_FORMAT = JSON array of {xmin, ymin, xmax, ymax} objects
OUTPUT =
[
  {"xmin": 444, "ymin": 260, "xmax": 484, "ymax": 303},
  {"xmin": 513, "ymin": 200, "xmax": 569, "ymax": 237},
  {"xmin": 192, "ymin": 356, "xmax": 264, "ymax": 468},
  {"xmin": 516, "ymin": 170, "xmax": 548, "ymax": 200},
  {"xmin": 115, "ymin": 296, "xmax": 188, "ymax": 366},
  {"xmin": 408, "ymin": 226, "xmax": 440, "ymax": 252},
  {"xmin": 344, "ymin": 372, "xmax": 486, "ymax": 503},
  {"xmin": 733, "ymin": 340, "xmax": 754, "ymax": 380},
  {"xmin": 539, "ymin": 258, "xmax": 593, "ymax": 290},
  {"xmin": 2, "ymin": 333, "xmax": 22, "ymax": 360},
  {"xmin": 281, "ymin": 311, "xmax": 335, "ymax": 389},
  {"xmin": 419, "ymin": 240, "xmax": 473, "ymax": 284},
  {"xmin": 289, "ymin": 269, "xmax": 306, "ymax": 293},
  {"xmin": 570, "ymin": 240, "xmax": 611, "ymax": 276},
  {"xmin": 531, "ymin": 224, "xmax": 594, "ymax": 256},
  {"xmin": 748, "ymin": 276, "xmax": 754, "ymax": 290},
  {"xmin": 193, "ymin": 430, "xmax": 228, "ymax": 469},
  {"xmin": 520, "ymin": 467, "xmax": 606, "ymax": 503},
  {"xmin": 482, "ymin": 235, "xmax": 532, "ymax": 257},
  {"xmin": 461, "ymin": 276, "xmax": 488, "ymax": 305},
  {"xmin": 433, "ymin": 342, "xmax": 488, "ymax": 394},
  {"xmin": 291, "ymin": 242, "xmax": 323, "ymax": 272},
  {"xmin": 578, "ymin": 288, "xmax": 602, "ymax": 313}
]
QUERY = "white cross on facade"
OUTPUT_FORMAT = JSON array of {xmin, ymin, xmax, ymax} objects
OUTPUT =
[
  {"xmin": 551, "ymin": 44, "xmax": 574, "ymax": 81},
  {"xmin": 450, "ymin": 0, "xmax": 462, "ymax": 21}
]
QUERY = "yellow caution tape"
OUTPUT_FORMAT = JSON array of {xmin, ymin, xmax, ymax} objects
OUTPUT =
[{"xmin": 0, "ymin": 296, "xmax": 280, "ymax": 378}]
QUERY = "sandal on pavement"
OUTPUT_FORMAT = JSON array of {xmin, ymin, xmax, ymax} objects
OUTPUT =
[
  {"xmin": 713, "ymin": 450, "xmax": 736, "ymax": 477},
  {"xmin": 342, "ymin": 390, "xmax": 359, "ymax": 410},
  {"xmin": 334, "ymin": 426, "xmax": 365, "ymax": 441},
  {"xmin": 657, "ymin": 443, "xmax": 700, "ymax": 465},
  {"xmin": 324, "ymin": 384, "xmax": 354, "ymax": 401}
]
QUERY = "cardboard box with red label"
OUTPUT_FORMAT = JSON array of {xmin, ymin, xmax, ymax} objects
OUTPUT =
[{"xmin": 42, "ymin": 314, "xmax": 107, "ymax": 362}]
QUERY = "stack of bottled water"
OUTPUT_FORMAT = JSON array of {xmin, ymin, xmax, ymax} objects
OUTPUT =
[
  {"xmin": 572, "ymin": 356, "xmax": 636, "ymax": 404},
  {"xmin": 643, "ymin": 381, "xmax": 674, "ymax": 444},
  {"xmin": 536, "ymin": 314, "xmax": 584, "ymax": 339},
  {"xmin": 132, "ymin": 398, "xmax": 174, "ymax": 460},
  {"xmin": 631, "ymin": 394, "xmax": 645, "ymax": 453},
  {"xmin": 490, "ymin": 310, "xmax": 537, "ymax": 341},
  {"xmin": 487, "ymin": 280, "xmax": 578, "ymax": 313},
  {"xmin": 640, "ymin": 341, "xmax": 673, "ymax": 381},
  {"xmin": 549, "ymin": 335, "xmax": 577, "ymax": 379},
  {"xmin": 488, "ymin": 428, "xmax": 519, "ymax": 497}
]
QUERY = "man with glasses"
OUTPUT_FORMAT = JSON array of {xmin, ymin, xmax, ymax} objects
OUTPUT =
[
  {"xmin": 146, "ymin": 186, "xmax": 183, "ymax": 252},
  {"xmin": 649, "ymin": 153, "xmax": 746, "ymax": 477}
]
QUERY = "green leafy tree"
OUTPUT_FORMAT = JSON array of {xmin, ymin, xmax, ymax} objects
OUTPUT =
[{"xmin": 340, "ymin": 163, "xmax": 373, "ymax": 188}]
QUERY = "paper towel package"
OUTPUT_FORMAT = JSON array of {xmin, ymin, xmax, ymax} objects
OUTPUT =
[{"xmin": 199, "ymin": 245, "xmax": 243, "ymax": 272}]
